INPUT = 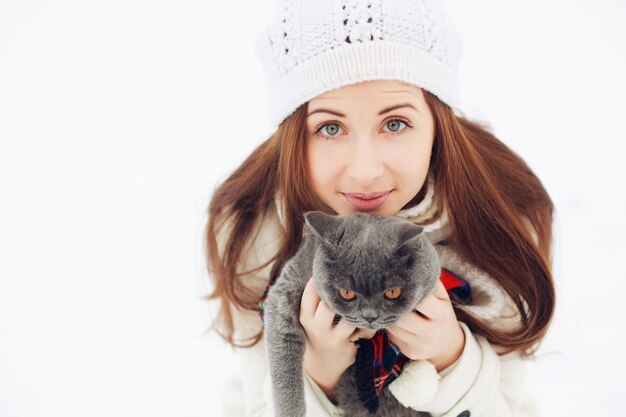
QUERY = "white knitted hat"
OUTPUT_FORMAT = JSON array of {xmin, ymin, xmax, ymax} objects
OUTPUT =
[{"xmin": 255, "ymin": 0, "xmax": 464, "ymax": 128}]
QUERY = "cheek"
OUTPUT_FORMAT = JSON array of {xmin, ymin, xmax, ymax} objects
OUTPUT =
[
  {"xmin": 307, "ymin": 141, "xmax": 341, "ymax": 190},
  {"xmin": 386, "ymin": 139, "xmax": 432, "ymax": 186},
  {"xmin": 333, "ymin": 301, "xmax": 357, "ymax": 317},
  {"xmin": 391, "ymin": 136, "xmax": 432, "ymax": 168}
]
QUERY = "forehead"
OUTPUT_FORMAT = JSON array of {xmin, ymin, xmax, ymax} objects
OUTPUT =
[{"xmin": 309, "ymin": 79, "xmax": 424, "ymax": 106}]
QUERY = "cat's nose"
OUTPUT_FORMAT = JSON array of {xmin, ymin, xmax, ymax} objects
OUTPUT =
[{"xmin": 361, "ymin": 308, "xmax": 378, "ymax": 323}]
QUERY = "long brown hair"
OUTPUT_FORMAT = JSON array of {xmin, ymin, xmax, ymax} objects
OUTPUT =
[{"xmin": 203, "ymin": 90, "xmax": 555, "ymax": 356}]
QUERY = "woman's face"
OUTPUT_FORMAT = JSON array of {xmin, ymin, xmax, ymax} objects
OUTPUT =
[{"xmin": 305, "ymin": 79, "xmax": 435, "ymax": 216}]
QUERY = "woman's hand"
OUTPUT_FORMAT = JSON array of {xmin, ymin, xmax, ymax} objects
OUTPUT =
[
  {"xmin": 386, "ymin": 279, "xmax": 465, "ymax": 372},
  {"xmin": 300, "ymin": 277, "xmax": 376, "ymax": 401}
]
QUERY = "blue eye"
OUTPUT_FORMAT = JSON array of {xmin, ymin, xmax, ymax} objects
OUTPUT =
[
  {"xmin": 383, "ymin": 119, "xmax": 410, "ymax": 134},
  {"xmin": 314, "ymin": 118, "xmax": 412, "ymax": 140},
  {"xmin": 316, "ymin": 122, "xmax": 344, "ymax": 138}
]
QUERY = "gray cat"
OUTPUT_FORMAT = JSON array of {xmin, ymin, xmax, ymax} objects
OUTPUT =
[{"xmin": 263, "ymin": 211, "xmax": 441, "ymax": 417}]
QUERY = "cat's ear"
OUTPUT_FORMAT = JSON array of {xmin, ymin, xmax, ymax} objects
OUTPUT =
[
  {"xmin": 304, "ymin": 211, "xmax": 338, "ymax": 247},
  {"xmin": 396, "ymin": 223, "xmax": 425, "ymax": 251}
]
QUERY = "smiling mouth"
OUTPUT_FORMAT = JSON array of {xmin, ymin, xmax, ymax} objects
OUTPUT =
[
  {"xmin": 342, "ymin": 190, "xmax": 392, "ymax": 211},
  {"xmin": 343, "ymin": 190, "xmax": 392, "ymax": 199}
]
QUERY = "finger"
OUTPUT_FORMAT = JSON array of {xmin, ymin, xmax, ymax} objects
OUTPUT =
[
  {"xmin": 334, "ymin": 317, "xmax": 357, "ymax": 339},
  {"xmin": 432, "ymin": 279, "xmax": 450, "ymax": 301},
  {"xmin": 386, "ymin": 327, "xmax": 405, "ymax": 349},
  {"xmin": 350, "ymin": 327, "xmax": 377, "ymax": 341},
  {"xmin": 387, "ymin": 325, "xmax": 419, "ymax": 351},
  {"xmin": 299, "ymin": 277, "xmax": 320, "ymax": 322},
  {"xmin": 414, "ymin": 294, "xmax": 445, "ymax": 321},
  {"xmin": 315, "ymin": 298, "xmax": 338, "ymax": 327},
  {"xmin": 394, "ymin": 311, "xmax": 424, "ymax": 335},
  {"xmin": 386, "ymin": 330, "xmax": 402, "ymax": 350},
  {"xmin": 413, "ymin": 280, "xmax": 450, "ymax": 320}
]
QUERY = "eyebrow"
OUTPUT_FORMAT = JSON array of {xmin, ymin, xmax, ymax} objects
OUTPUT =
[{"xmin": 307, "ymin": 103, "xmax": 419, "ymax": 118}]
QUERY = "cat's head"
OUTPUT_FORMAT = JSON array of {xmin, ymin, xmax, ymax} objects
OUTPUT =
[{"xmin": 304, "ymin": 211, "xmax": 441, "ymax": 330}]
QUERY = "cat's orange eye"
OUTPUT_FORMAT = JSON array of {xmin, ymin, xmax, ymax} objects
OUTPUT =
[
  {"xmin": 338, "ymin": 288, "xmax": 356, "ymax": 301},
  {"xmin": 384, "ymin": 288, "xmax": 402, "ymax": 300}
]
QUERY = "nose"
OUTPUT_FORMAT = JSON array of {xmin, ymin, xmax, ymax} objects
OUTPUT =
[
  {"xmin": 361, "ymin": 308, "xmax": 379, "ymax": 323},
  {"xmin": 346, "ymin": 138, "xmax": 384, "ymax": 185}
]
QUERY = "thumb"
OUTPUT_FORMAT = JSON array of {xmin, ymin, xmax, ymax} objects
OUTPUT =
[
  {"xmin": 351, "ymin": 327, "xmax": 377, "ymax": 340},
  {"xmin": 433, "ymin": 278, "xmax": 450, "ymax": 301}
]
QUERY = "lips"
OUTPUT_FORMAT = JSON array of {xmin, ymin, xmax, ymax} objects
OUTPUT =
[
  {"xmin": 343, "ymin": 190, "xmax": 392, "ymax": 211},
  {"xmin": 344, "ymin": 191, "xmax": 389, "ymax": 199}
]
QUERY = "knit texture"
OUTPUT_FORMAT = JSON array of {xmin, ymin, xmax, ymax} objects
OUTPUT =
[{"xmin": 255, "ymin": 0, "xmax": 464, "ymax": 128}]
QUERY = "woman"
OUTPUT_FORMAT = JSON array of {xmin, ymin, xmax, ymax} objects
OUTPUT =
[{"xmin": 205, "ymin": 1, "xmax": 555, "ymax": 416}]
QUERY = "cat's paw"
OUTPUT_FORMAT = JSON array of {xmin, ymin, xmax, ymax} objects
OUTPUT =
[{"xmin": 388, "ymin": 359, "xmax": 440, "ymax": 409}]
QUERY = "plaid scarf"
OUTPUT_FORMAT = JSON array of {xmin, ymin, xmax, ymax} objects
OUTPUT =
[{"xmin": 258, "ymin": 268, "xmax": 471, "ymax": 414}]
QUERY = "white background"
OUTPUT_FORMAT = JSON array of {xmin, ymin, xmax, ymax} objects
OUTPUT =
[{"xmin": 1, "ymin": 0, "xmax": 625, "ymax": 416}]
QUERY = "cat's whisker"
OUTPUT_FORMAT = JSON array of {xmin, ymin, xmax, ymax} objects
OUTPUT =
[{"xmin": 377, "ymin": 321, "xmax": 398, "ymax": 328}]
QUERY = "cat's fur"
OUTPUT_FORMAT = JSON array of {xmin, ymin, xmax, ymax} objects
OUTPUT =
[{"xmin": 263, "ymin": 211, "xmax": 441, "ymax": 417}]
